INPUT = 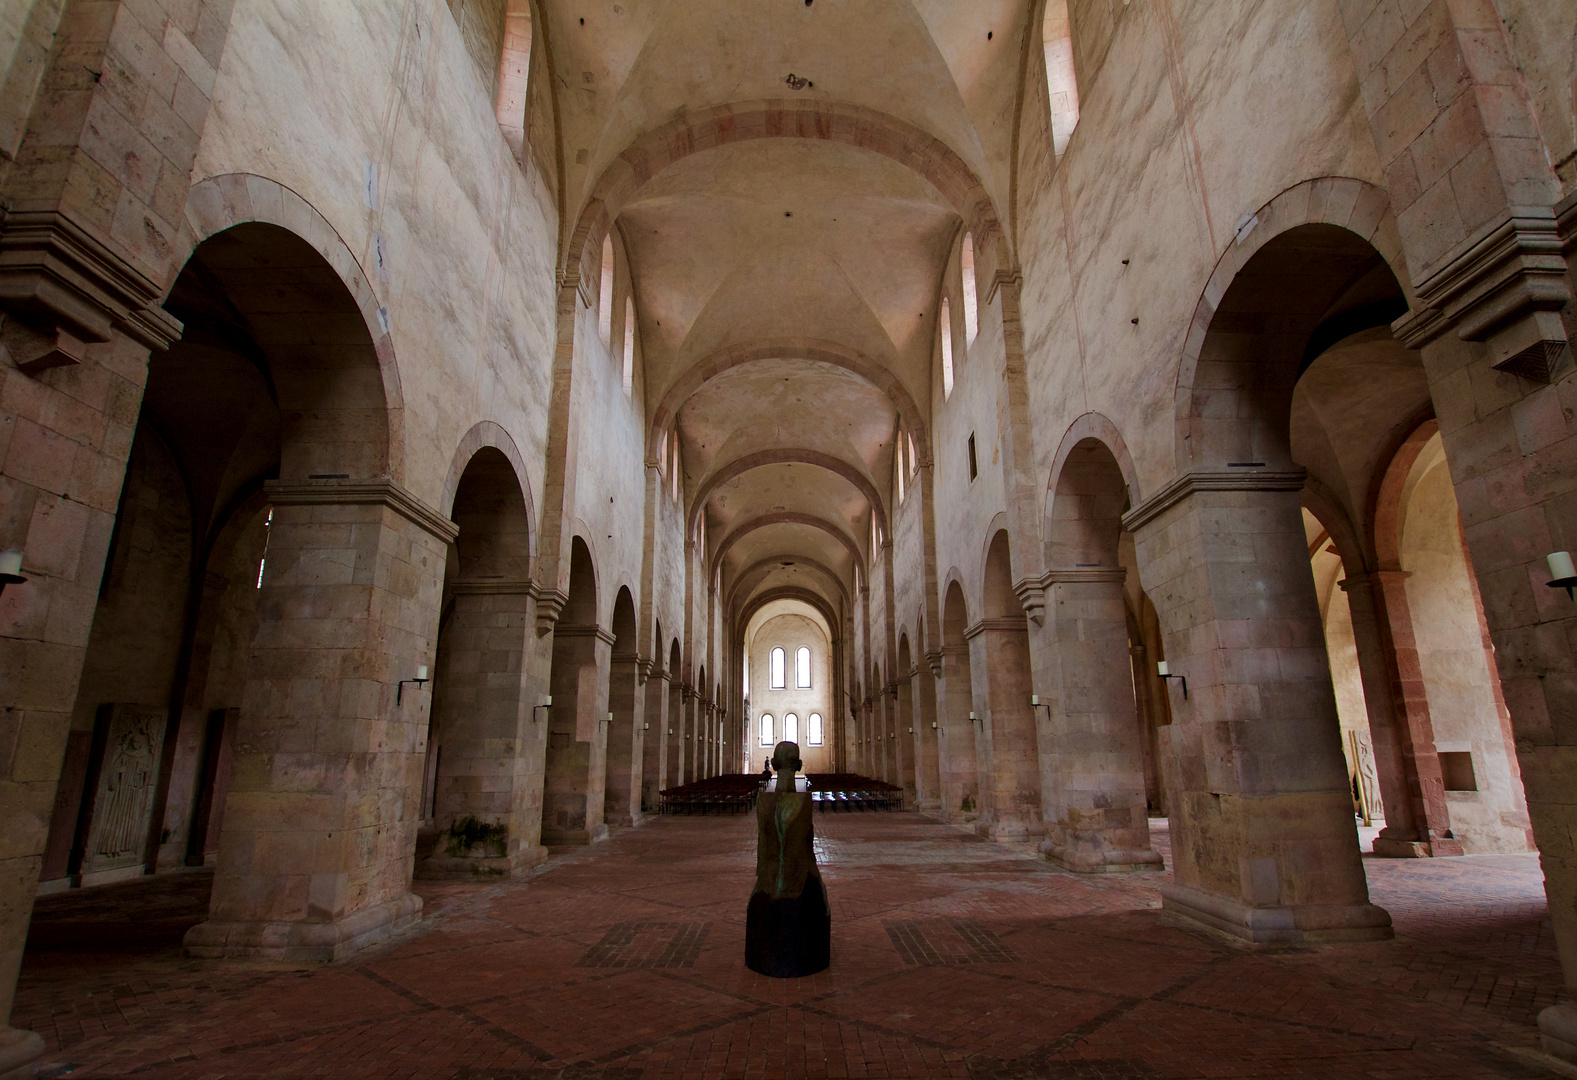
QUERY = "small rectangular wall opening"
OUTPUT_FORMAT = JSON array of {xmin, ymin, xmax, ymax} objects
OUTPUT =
[
  {"xmin": 967, "ymin": 433, "xmax": 978, "ymax": 481},
  {"xmin": 1440, "ymin": 751, "xmax": 1477, "ymax": 792}
]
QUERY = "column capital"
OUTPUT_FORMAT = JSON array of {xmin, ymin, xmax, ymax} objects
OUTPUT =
[
  {"xmin": 1121, "ymin": 467, "xmax": 1307, "ymax": 533},
  {"xmin": 263, "ymin": 478, "xmax": 459, "ymax": 543}
]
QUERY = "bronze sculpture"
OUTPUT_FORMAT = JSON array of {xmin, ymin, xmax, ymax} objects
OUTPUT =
[{"xmin": 745, "ymin": 741, "xmax": 831, "ymax": 977}]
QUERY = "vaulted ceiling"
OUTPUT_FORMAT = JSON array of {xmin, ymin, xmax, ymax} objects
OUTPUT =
[{"xmin": 542, "ymin": 0, "xmax": 1031, "ymax": 629}]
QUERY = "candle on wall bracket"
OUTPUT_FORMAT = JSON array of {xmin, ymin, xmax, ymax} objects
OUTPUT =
[
  {"xmin": 1030, "ymin": 694, "xmax": 1051, "ymax": 720},
  {"xmin": 1156, "ymin": 661, "xmax": 1187, "ymax": 700},
  {"xmin": 1548, "ymin": 551, "xmax": 1577, "ymax": 600},
  {"xmin": 969, "ymin": 711, "xmax": 983, "ymax": 725},
  {"xmin": 397, "ymin": 664, "xmax": 429, "ymax": 704},
  {"xmin": 532, "ymin": 695, "xmax": 552, "ymax": 721}
]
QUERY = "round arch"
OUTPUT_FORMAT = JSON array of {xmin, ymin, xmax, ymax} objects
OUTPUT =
[
  {"xmin": 1043, "ymin": 412, "xmax": 1140, "ymax": 543},
  {"xmin": 689, "ymin": 448, "xmax": 887, "ymax": 536},
  {"xmin": 711, "ymin": 512, "xmax": 863, "ymax": 577},
  {"xmin": 177, "ymin": 173, "xmax": 406, "ymax": 481},
  {"xmin": 650, "ymin": 339, "xmax": 931, "ymax": 465},
  {"xmin": 440, "ymin": 422, "xmax": 535, "ymax": 553},
  {"xmin": 1173, "ymin": 177, "xmax": 1413, "ymax": 475},
  {"xmin": 567, "ymin": 99, "xmax": 1011, "ymax": 292}
]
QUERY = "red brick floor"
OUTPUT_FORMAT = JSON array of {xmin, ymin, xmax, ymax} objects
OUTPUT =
[{"xmin": 13, "ymin": 814, "xmax": 1562, "ymax": 1078}]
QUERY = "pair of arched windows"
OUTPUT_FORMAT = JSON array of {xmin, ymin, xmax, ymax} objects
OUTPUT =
[
  {"xmin": 758, "ymin": 711, "xmax": 823, "ymax": 747},
  {"xmin": 769, "ymin": 647, "xmax": 811, "ymax": 689}
]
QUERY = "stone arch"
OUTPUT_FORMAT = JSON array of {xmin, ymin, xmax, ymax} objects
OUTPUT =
[
  {"xmin": 939, "ymin": 577, "xmax": 979, "ymax": 821},
  {"xmin": 649, "ymin": 339, "xmax": 931, "ymax": 464},
  {"xmin": 566, "ymin": 99, "xmax": 1011, "ymax": 293},
  {"xmin": 178, "ymin": 173, "xmax": 405, "ymax": 481},
  {"xmin": 1043, "ymin": 413, "xmax": 1139, "ymax": 553},
  {"xmin": 689, "ymin": 449, "xmax": 887, "ymax": 536},
  {"xmin": 1046, "ymin": 435, "xmax": 1130, "ymax": 569},
  {"xmin": 1372, "ymin": 418, "xmax": 1441, "ymax": 572},
  {"xmin": 605, "ymin": 586, "xmax": 641, "ymax": 827},
  {"xmin": 1173, "ymin": 177, "xmax": 1413, "ymax": 473},
  {"xmin": 712, "ymin": 513, "xmax": 863, "ymax": 578},
  {"xmin": 728, "ymin": 555, "xmax": 850, "ymax": 613},
  {"xmin": 441, "ymin": 422, "xmax": 534, "ymax": 544}
]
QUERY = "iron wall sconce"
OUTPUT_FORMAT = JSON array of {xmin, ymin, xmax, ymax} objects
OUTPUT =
[
  {"xmin": 1157, "ymin": 661, "xmax": 1187, "ymax": 700},
  {"xmin": 1549, "ymin": 551, "xmax": 1577, "ymax": 600},
  {"xmin": 0, "ymin": 548, "xmax": 26, "ymax": 597},
  {"xmin": 532, "ymin": 695, "xmax": 553, "ymax": 721},
  {"xmin": 397, "ymin": 665, "xmax": 429, "ymax": 704}
]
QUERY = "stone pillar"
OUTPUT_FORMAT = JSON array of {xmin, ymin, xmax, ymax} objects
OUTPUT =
[
  {"xmin": 1339, "ymin": 573, "xmax": 1461, "ymax": 857},
  {"xmin": 913, "ymin": 661, "xmax": 942, "ymax": 811},
  {"xmin": 604, "ymin": 651, "xmax": 643, "ymax": 828},
  {"xmin": 541, "ymin": 624, "xmax": 612, "ymax": 846},
  {"xmin": 935, "ymin": 644, "xmax": 978, "ymax": 820},
  {"xmin": 641, "ymin": 670, "xmax": 668, "ymax": 813},
  {"xmin": 419, "ymin": 581, "xmax": 548, "ymax": 878},
  {"xmin": 1037, "ymin": 570, "xmax": 1161, "ymax": 871},
  {"xmin": 1124, "ymin": 474, "xmax": 1391, "ymax": 944},
  {"xmin": 966, "ymin": 618, "xmax": 1042, "ymax": 839},
  {"xmin": 184, "ymin": 480, "xmax": 453, "ymax": 959}
]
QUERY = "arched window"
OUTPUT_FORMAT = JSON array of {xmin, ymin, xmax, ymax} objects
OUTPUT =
[
  {"xmin": 770, "ymin": 647, "xmax": 786, "ymax": 689},
  {"xmin": 896, "ymin": 436, "xmax": 906, "ymax": 503},
  {"xmin": 808, "ymin": 713, "xmax": 823, "ymax": 746},
  {"xmin": 784, "ymin": 713, "xmax": 798, "ymax": 744},
  {"xmin": 940, "ymin": 297, "xmax": 954, "ymax": 398},
  {"xmin": 909, "ymin": 433, "xmax": 919, "ymax": 476},
  {"xmin": 621, "ymin": 296, "xmax": 635, "ymax": 395},
  {"xmin": 495, "ymin": 0, "xmax": 533, "ymax": 162},
  {"xmin": 796, "ymin": 646, "xmax": 811, "ymax": 689},
  {"xmin": 961, "ymin": 233, "xmax": 979, "ymax": 345},
  {"xmin": 759, "ymin": 714, "xmax": 774, "ymax": 746},
  {"xmin": 597, "ymin": 235, "xmax": 614, "ymax": 346},
  {"xmin": 1043, "ymin": 0, "xmax": 1080, "ymax": 158}
]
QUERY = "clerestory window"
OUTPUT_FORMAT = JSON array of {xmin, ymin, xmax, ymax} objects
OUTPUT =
[
  {"xmin": 796, "ymin": 647, "xmax": 811, "ymax": 689},
  {"xmin": 770, "ymin": 647, "xmax": 786, "ymax": 689}
]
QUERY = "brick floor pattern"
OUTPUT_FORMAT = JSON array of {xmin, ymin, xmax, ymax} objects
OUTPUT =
[{"xmin": 11, "ymin": 815, "xmax": 1563, "ymax": 1078}]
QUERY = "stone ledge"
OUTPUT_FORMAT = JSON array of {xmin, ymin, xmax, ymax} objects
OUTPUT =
[
  {"xmin": 1160, "ymin": 882, "xmax": 1393, "ymax": 945},
  {"xmin": 183, "ymin": 891, "xmax": 423, "ymax": 961}
]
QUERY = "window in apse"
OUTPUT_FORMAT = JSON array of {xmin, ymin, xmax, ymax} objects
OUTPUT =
[
  {"xmin": 770, "ymin": 647, "xmax": 786, "ymax": 689},
  {"xmin": 784, "ymin": 713, "xmax": 798, "ymax": 744},
  {"xmin": 759, "ymin": 714, "xmax": 774, "ymax": 746},
  {"xmin": 940, "ymin": 297, "xmax": 954, "ymax": 398},
  {"xmin": 809, "ymin": 712, "xmax": 823, "ymax": 746},
  {"xmin": 796, "ymin": 646, "xmax": 811, "ymax": 689}
]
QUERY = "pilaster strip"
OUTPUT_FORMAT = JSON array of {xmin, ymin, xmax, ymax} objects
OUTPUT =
[
  {"xmin": 263, "ymin": 478, "xmax": 460, "ymax": 543},
  {"xmin": 1120, "ymin": 468, "xmax": 1307, "ymax": 534}
]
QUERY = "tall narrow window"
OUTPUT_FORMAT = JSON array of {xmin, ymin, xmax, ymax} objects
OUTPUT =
[
  {"xmin": 940, "ymin": 297, "xmax": 954, "ymax": 398},
  {"xmin": 908, "ymin": 433, "xmax": 918, "ymax": 476},
  {"xmin": 622, "ymin": 296, "xmax": 635, "ymax": 395},
  {"xmin": 1043, "ymin": 0, "xmax": 1081, "ymax": 158},
  {"xmin": 961, "ymin": 233, "xmax": 979, "ymax": 344},
  {"xmin": 495, "ymin": 0, "xmax": 533, "ymax": 162},
  {"xmin": 967, "ymin": 433, "xmax": 979, "ymax": 481},
  {"xmin": 770, "ymin": 647, "xmax": 786, "ymax": 689},
  {"xmin": 598, "ymin": 235, "xmax": 614, "ymax": 346},
  {"xmin": 759, "ymin": 714, "xmax": 774, "ymax": 746},
  {"xmin": 796, "ymin": 647, "xmax": 811, "ymax": 689},
  {"xmin": 671, "ymin": 440, "xmax": 681, "ymax": 501},
  {"xmin": 808, "ymin": 713, "xmax": 823, "ymax": 746},
  {"xmin": 896, "ymin": 450, "xmax": 905, "ymax": 503},
  {"xmin": 784, "ymin": 713, "xmax": 798, "ymax": 744}
]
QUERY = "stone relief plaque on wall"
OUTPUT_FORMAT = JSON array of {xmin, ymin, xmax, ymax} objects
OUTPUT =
[{"xmin": 81, "ymin": 704, "xmax": 166, "ymax": 883}]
